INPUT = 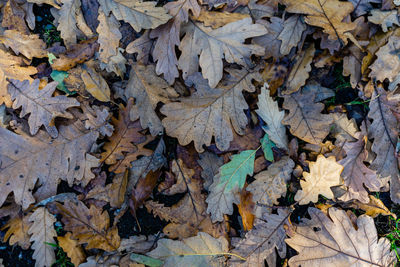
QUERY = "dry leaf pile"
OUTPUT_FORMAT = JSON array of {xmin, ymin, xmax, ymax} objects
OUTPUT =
[{"xmin": 1, "ymin": 0, "xmax": 400, "ymax": 266}]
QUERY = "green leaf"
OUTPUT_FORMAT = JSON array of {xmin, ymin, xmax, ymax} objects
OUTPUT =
[
  {"xmin": 50, "ymin": 70, "xmax": 76, "ymax": 95},
  {"xmin": 260, "ymin": 131, "xmax": 275, "ymax": 162},
  {"xmin": 48, "ymin": 53, "xmax": 57, "ymax": 64},
  {"xmin": 206, "ymin": 149, "xmax": 257, "ymax": 222},
  {"xmin": 130, "ymin": 253, "xmax": 163, "ymax": 267}
]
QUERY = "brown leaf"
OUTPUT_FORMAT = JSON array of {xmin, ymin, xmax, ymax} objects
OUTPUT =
[
  {"xmin": 2, "ymin": 214, "xmax": 32, "ymax": 249},
  {"xmin": 126, "ymin": 31, "xmax": 153, "ymax": 64},
  {"xmin": 101, "ymin": 99, "xmax": 153, "ymax": 173},
  {"xmin": 2, "ymin": 0, "xmax": 30, "ymax": 34},
  {"xmin": 294, "ymin": 155, "xmax": 343, "ymax": 205},
  {"xmin": 58, "ymin": 232, "xmax": 86, "ymax": 267},
  {"xmin": 278, "ymin": 15, "xmax": 307, "ymax": 55},
  {"xmin": 8, "ymin": 79, "xmax": 80, "ymax": 138},
  {"xmin": 282, "ymin": 88, "xmax": 333, "ymax": 145},
  {"xmin": 238, "ymin": 187, "xmax": 255, "ymax": 231},
  {"xmin": 369, "ymin": 35, "xmax": 400, "ymax": 82},
  {"xmin": 56, "ymin": 200, "xmax": 120, "ymax": 251},
  {"xmin": 196, "ymin": 11, "xmax": 250, "ymax": 29},
  {"xmin": 130, "ymin": 170, "xmax": 159, "ymax": 211},
  {"xmin": 51, "ymin": 38, "xmax": 99, "ymax": 71},
  {"xmin": 81, "ymin": 64, "xmax": 111, "ymax": 102},
  {"xmin": 198, "ymin": 151, "xmax": 223, "ymax": 191},
  {"xmin": 253, "ymin": 17, "xmax": 284, "ymax": 60},
  {"xmin": 286, "ymin": 207, "xmax": 396, "ymax": 266},
  {"xmin": 0, "ymin": 30, "xmax": 47, "ymax": 59}
]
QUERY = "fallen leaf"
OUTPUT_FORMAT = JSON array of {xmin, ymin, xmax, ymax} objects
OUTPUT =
[
  {"xmin": 2, "ymin": 214, "xmax": 32, "ymax": 249},
  {"xmin": 256, "ymin": 83, "xmax": 288, "ymax": 149},
  {"xmin": 161, "ymin": 69, "xmax": 261, "ymax": 153},
  {"xmin": 125, "ymin": 63, "xmax": 178, "ymax": 136},
  {"xmin": 349, "ymin": 0, "xmax": 380, "ymax": 17},
  {"xmin": 178, "ymin": 18, "xmax": 267, "ymax": 87},
  {"xmin": 282, "ymin": 0, "xmax": 356, "ymax": 45},
  {"xmin": 56, "ymin": 200, "xmax": 120, "ymax": 251},
  {"xmin": 286, "ymin": 207, "xmax": 396, "ymax": 266},
  {"xmin": 196, "ymin": 11, "xmax": 249, "ymax": 29},
  {"xmin": 282, "ymin": 88, "xmax": 333, "ymax": 145},
  {"xmin": 130, "ymin": 170, "xmax": 159, "ymax": 211},
  {"xmin": 294, "ymin": 155, "xmax": 343, "ymax": 205},
  {"xmin": 277, "ymin": 15, "xmax": 307, "ymax": 55},
  {"xmin": 147, "ymin": 232, "xmax": 228, "ymax": 267},
  {"xmin": 206, "ymin": 149, "xmax": 256, "ymax": 222},
  {"xmin": 58, "ymin": 232, "xmax": 85, "ymax": 266},
  {"xmin": 198, "ymin": 151, "xmax": 223, "ymax": 191},
  {"xmin": 126, "ymin": 31, "xmax": 153, "ymax": 64},
  {"xmin": 0, "ymin": 30, "xmax": 47, "ymax": 59},
  {"xmin": 347, "ymin": 195, "xmax": 396, "ymax": 218},
  {"xmin": 230, "ymin": 209, "xmax": 290, "ymax": 267},
  {"xmin": 368, "ymin": 9, "xmax": 400, "ymax": 32},
  {"xmin": 81, "ymin": 65, "xmax": 111, "ymax": 102},
  {"xmin": 28, "ymin": 207, "xmax": 57, "ymax": 267},
  {"xmin": 369, "ymin": 35, "xmax": 400, "ymax": 82},
  {"xmin": 238, "ymin": 187, "xmax": 255, "ymax": 231}
]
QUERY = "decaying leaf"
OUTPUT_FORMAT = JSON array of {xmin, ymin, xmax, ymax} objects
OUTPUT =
[
  {"xmin": 368, "ymin": 9, "xmax": 400, "ymax": 32},
  {"xmin": 147, "ymin": 232, "xmax": 229, "ymax": 267},
  {"xmin": 81, "ymin": 64, "xmax": 111, "ymax": 102},
  {"xmin": 346, "ymin": 195, "xmax": 396, "ymax": 218},
  {"xmin": 125, "ymin": 63, "xmax": 178, "ymax": 136},
  {"xmin": 282, "ymin": 87, "xmax": 333, "ymax": 145},
  {"xmin": 8, "ymin": 79, "xmax": 80, "ymax": 138},
  {"xmin": 96, "ymin": 10, "xmax": 121, "ymax": 68},
  {"xmin": 161, "ymin": 69, "xmax": 261, "ymax": 153},
  {"xmin": 256, "ymin": 83, "xmax": 288, "ymax": 149},
  {"xmin": 56, "ymin": 200, "xmax": 120, "ymax": 251},
  {"xmin": 206, "ymin": 149, "xmax": 256, "ymax": 222},
  {"xmin": 282, "ymin": 0, "xmax": 356, "ymax": 45},
  {"xmin": 0, "ymin": 30, "xmax": 47, "ymax": 59},
  {"xmin": 286, "ymin": 207, "xmax": 396, "ymax": 266},
  {"xmin": 2, "ymin": 214, "xmax": 32, "ymax": 249},
  {"xmin": 28, "ymin": 207, "xmax": 57, "ymax": 267},
  {"xmin": 294, "ymin": 155, "xmax": 343, "ymax": 205},
  {"xmin": 196, "ymin": 11, "xmax": 249, "ymax": 29},
  {"xmin": 58, "ymin": 232, "xmax": 86, "ymax": 267},
  {"xmin": 178, "ymin": 18, "xmax": 267, "ymax": 87},
  {"xmin": 278, "ymin": 15, "xmax": 307, "ymax": 55},
  {"xmin": 230, "ymin": 209, "xmax": 290, "ymax": 267},
  {"xmin": 369, "ymin": 35, "xmax": 400, "ymax": 82},
  {"xmin": 198, "ymin": 152, "xmax": 223, "ymax": 191}
]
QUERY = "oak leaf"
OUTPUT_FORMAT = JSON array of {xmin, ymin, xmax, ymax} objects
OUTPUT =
[
  {"xmin": 349, "ymin": 0, "xmax": 380, "ymax": 17},
  {"xmin": 282, "ymin": 88, "xmax": 333, "ymax": 145},
  {"xmin": 58, "ymin": 232, "xmax": 86, "ymax": 267},
  {"xmin": 198, "ymin": 152, "xmax": 223, "ymax": 191},
  {"xmin": 147, "ymin": 232, "xmax": 228, "ymax": 267},
  {"xmin": 125, "ymin": 63, "xmax": 178, "ymax": 136},
  {"xmin": 0, "ymin": 108, "xmax": 110, "ymax": 209},
  {"xmin": 81, "ymin": 65, "xmax": 111, "ymax": 102},
  {"xmin": 294, "ymin": 155, "xmax": 343, "ymax": 205},
  {"xmin": 347, "ymin": 195, "xmax": 396, "ymax": 218},
  {"xmin": 286, "ymin": 207, "xmax": 396, "ymax": 266},
  {"xmin": 98, "ymin": 0, "xmax": 171, "ymax": 32},
  {"xmin": 196, "ymin": 11, "xmax": 249, "ymax": 29},
  {"xmin": 28, "ymin": 207, "xmax": 57, "ymax": 267},
  {"xmin": 368, "ymin": 9, "xmax": 400, "ymax": 32},
  {"xmin": 161, "ymin": 69, "xmax": 261, "ymax": 152},
  {"xmin": 206, "ymin": 149, "xmax": 256, "ymax": 222},
  {"xmin": 247, "ymin": 157, "xmax": 294, "ymax": 217},
  {"xmin": 282, "ymin": 0, "xmax": 356, "ymax": 45},
  {"xmin": 277, "ymin": 15, "xmax": 307, "ymax": 55},
  {"xmin": 370, "ymin": 35, "xmax": 400, "ymax": 82},
  {"xmin": 2, "ymin": 214, "xmax": 32, "ymax": 249},
  {"xmin": 56, "ymin": 200, "xmax": 120, "ymax": 251},
  {"xmin": 178, "ymin": 18, "xmax": 267, "ymax": 87},
  {"xmin": 101, "ymin": 99, "xmax": 153, "ymax": 173},
  {"xmin": 256, "ymin": 83, "xmax": 288, "ymax": 149},
  {"xmin": 0, "ymin": 30, "xmax": 47, "ymax": 59},
  {"xmin": 230, "ymin": 209, "xmax": 290, "ymax": 267}
]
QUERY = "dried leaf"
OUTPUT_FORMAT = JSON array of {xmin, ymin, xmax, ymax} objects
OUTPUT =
[
  {"xmin": 348, "ymin": 195, "xmax": 396, "ymax": 218},
  {"xmin": 282, "ymin": 0, "xmax": 356, "ymax": 45},
  {"xmin": 161, "ymin": 69, "xmax": 261, "ymax": 153},
  {"xmin": 97, "ymin": 10, "xmax": 121, "ymax": 67},
  {"xmin": 178, "ymin": 18, "xmax": 267, "ymax": 87},
  {"xmin": 256, "ymin": 83, "xmax": 288, "ymax": 149},
  {"xmin": 28, "ymin": 207, "xmax": 57, "ymax": 267},
  {"xmin": 147, "ymin": 232, "xmax": 228, "ymax": 267},
  {"xmin": 125, "ymin": 63, "xmax": 178, "ymax": 136},
  {"xmin": 294, "ymin": 155, "xmax": 343, "ymax": 205},
  {"xmin": 349, "ymin": 0, "xmax": 380, "ymax": 17},
  {"xmin": 2, "ymin": 214, "xmax": 32, "ymax": 249},
  {"xmin": 369, "ymin": 35, "xmax": 400, "ymax": 82},
  {"xmin": 198, "ymin": 152, "xmax": 223, "ymax": 191},
  {"xmin": 238, "ymin": 188, "xmax": 255, "ymax": 231},
  {"xmin": 206, "ymin": 149, "xmax": 256, "ymax": 222},
  {"xmin": 282, "ymin": 88, "xmax": 333, "ymax": 145},
  {"xmin": 277, "ymin": 15, "xmax": 306, "ymax": 55},
  {"xmin": 286, "ymin": 207, "xmax": 396, "ymax": 266},
  {"xmin": 8, "ymin": 79, "xmax": 80, "ymax": 138},
  {"xmin": 368, "ymin": 9, "xmax": 400, "ymax": 32},
  {"xmin": 253, "ymin": 17, "xmax": 284, "ymax": 59},
  {"xmin": 230, "ymin": 209, "xmax": 290, "ymax": 267},
  {"xmin": 196, "ymin": 11, "xmax": 250, "ymax": 29},
  {"xmin": 81, "ymin": 65, "xmax": 111, "ymax": 102},
  {"xmin": 0, "ymin": 30, "xmax": 47, "ymax": 59},
  {"xmin": 131, "ymin": 170, "xmax": 159, "ymax": 211},
  {"xmin": 56, "ymin": 200, "xmax": 120, "ymax": 251},
  {"xmin": 58, "ymin": 232, "xmax": 86, "ymax": 267}
]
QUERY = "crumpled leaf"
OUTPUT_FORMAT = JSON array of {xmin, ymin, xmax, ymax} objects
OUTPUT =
[
  {"xmin": 206, "ymin": 149, "xmax": 256, "ymax": 222},
  {"xmin": 125, "ymin": 63, "xmax": 178, "ymax": 136},
  {"xmin": 101, "ymin": 99, "xmax": 153, "ymax": 173},
  {"xmin": 28, "ymin": 207, "xmax": 57, "ymax": 267},
  {"xmin": 368, "ymin": 86, "xmax": 400, "ymax": 202},
  {"xmin": 178, "ymin": 18, "xmax": 267, "ymax": 87},
  {"xmin": 98, "ymin": 0, "xmax": 171, "ymax": 32},
  {"xmin": 0, "ymin": 108, "xmax": 110, "ymax": 209},
  {"xmin": 161, "ymin": 69, "xmax": 261, "ymax": 153},
  {"xmin": 256, "ymin": 83, "xmax": 288, "ymax": 149},
  {"xmin": 286, "ymin": 207, "xmax": 396, "ymax": 266},
  {"xmin": 294, "ymin": 155, "xmax": 343, "ymax": 205},
  {"xmin": 368, "ymin": 9, "xmax": 400, "ymax": 32},
  {"xmin": 284, "ymin": 44, "xmax": 315, "ymax": 94},
  {"xmin": 147, "ymin": 232, "xmax": 228, "ymax": 267},
  {"xmin": 58, "ymin": 232, "xmax": 86, "ymax": 267},
  {"xmin": 230, "ymin": 209, "xmax": 290, "ymax": 267},
  {"xmin": 247, "ymin": 157, "xmax": 294, "ymax": 217},
  {"xmin": 282, "ymin": 88, "xmax": 333, "ymax": 145},
  {"xmin": 0, "ymin": 30, "xmax": 47, "ymax": 59},
  {"xmin": 277, "ymin": 15, "xmax": 306, "ymax": 55},
  {"xmin": 8, "ymin": 79, "xmax": 80, "ymax": 138},
  {"xmin": 282, "ymin": 0, "xmax": 356, "ymax": 45},
  {"xmin": 56, "ymin": 200, "xmax": 120, "ymax": 251},
  {"xmin": 338, "ymin": 130, "xmax": 381, "ymax": 203}
]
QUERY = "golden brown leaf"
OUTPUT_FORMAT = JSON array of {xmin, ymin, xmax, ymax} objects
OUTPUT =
[
  {"xmin": 2, "ymin": 214, "xmax": 32, "ymax": 249},
  {"xmin": 58, "ymin": 232, "xmax": 86, "ymax": 266},
  {"xmin": 238, "ymin": 187, "xmax": 255, "ymax": 231},
  {"xmin": 0, "ymin": 30, "xmax": 47, "ymax": 59},
  {"xmin": 196, "ymin": 11, "xmax": 249, "ymax": 29},
  {"xmin": 81, "ymin": 64, "xmax": 111, "ymax": 102}
]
